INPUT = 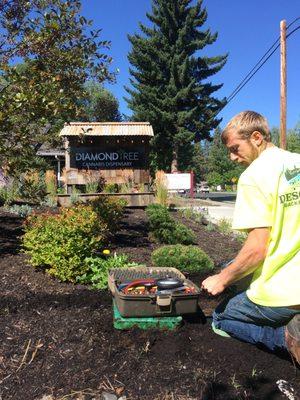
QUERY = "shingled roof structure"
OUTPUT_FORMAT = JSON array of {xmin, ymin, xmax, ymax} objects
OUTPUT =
[{"xmin": 59, "ymin": 122, "xmax": 154, "ymax": 137}]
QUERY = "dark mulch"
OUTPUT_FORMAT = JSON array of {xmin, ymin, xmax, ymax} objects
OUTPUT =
[{"xmin": 0, "ymin": 208, "xmax": 299, "ymax": 400}]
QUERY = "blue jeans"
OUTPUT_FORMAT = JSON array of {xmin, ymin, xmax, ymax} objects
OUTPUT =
[{"xmin": 213, "ymin": 291, "xmax": 299, "ymax": 352}]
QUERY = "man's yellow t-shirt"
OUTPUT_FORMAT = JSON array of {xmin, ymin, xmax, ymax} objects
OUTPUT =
[{"xmin": 232, "ymin": 146, "xmax": 300, "ymax": 307}]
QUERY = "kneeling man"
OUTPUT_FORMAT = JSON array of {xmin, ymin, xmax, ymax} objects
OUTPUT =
[{"xmin": 202, "ymin": 111, "xmax": 300, "ymax": 364}]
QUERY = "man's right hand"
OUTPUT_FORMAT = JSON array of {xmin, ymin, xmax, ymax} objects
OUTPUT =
[{"xmin": 201, "ymin": 273, "xmax": 228, "ymax": 296}]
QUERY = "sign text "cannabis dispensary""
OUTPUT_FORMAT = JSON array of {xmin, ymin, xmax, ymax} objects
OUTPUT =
[{"xmin": 71, "ymin": 148, "xmax": 145, "ymax": 169}]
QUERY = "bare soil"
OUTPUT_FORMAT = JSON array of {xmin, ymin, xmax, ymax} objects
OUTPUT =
[{"xmin": 0, "ymin": 208, "xmax": 299, "ymax": 400}]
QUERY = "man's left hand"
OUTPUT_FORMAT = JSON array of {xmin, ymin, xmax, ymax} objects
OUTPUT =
[{"xmin": 201, "ymin": 273, "xmax": 228, "ymax": 296}]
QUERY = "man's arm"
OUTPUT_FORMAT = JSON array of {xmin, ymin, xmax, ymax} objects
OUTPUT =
[{"xmin": 201, "ymin": 227, "xmax": 270, "ymax": 295}]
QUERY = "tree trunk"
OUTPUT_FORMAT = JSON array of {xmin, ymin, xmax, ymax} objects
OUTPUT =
[{"xmin": 171, "ymin": 146, "xmax": 178, "ymax": 173}]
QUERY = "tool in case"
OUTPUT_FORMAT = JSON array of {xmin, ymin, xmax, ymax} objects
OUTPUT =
[{"xmin": 108, "ymin": 266, "xmax": 201, "ymax": 317}]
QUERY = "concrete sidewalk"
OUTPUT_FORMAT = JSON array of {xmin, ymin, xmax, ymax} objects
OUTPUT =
[
  {"xmin": 176, "ymin": 201, "xmax": 235, "ymax": 223},
  {"xmin": 207, "ymin": 204, "xmax": 235, "ymax": 222}
]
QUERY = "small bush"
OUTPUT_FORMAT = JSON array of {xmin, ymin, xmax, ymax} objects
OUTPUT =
[
  {"xmin": 205, "ymin": 222, "xmax": 216, "ymax": 232},
  {"xmin": 217, "ymin": 218, "xmax": 232, "ymax": 235},
  {"xmin": 180, "ymin": 206, "xmax": 208, "ymax": 223},
  {"xmin": 0, "ymin": 182, "xmax": 20, "ymax": 205},
  {"xmin": 146, "ymin": 203, "xmax": 174, "ymax": 231},
  {"xmin": 18, "ymin": 170, "xmax": 47, "ymax": 202},
  {"xmin": 70, "ymin": 186, "xmax": 82, "ymax": 205},
  {"xmin": 86, "ymin": 181, "xmax": 99, "ymax": 193},
  {"xmin": 119, "ymin": 182, "xmax": 132, "ymax": 193},
  {"xmin": 146, "ymin": 204, "xmax": 195, "ymax": 244},
  {"xmin": 22, "ymin": 205, "xmax": 108, "ymax": 282},
  {"xmin": 173, "ymin": 222, "xmax": 196, "ymax": 245},
  {"xmin": 76, "ymin": 254, "xmax": 143, "ymax": 289},
  {"xmin": 85, "ymin": 171, "xmax": 106, "ymax": 193},
  {"xmin": 234, "ymin": 231, "xmax": 248, "ymax": 244},
  {"xmin": 103, "ymin": 183, "xmax": 118, "ymax": 193},
  {"xmin": 151, "ymin": 244, "xmax": 214, "ymax": 273},
  {"xmin": 89, "ymin": 196, "xmax": 126, "ymax": 233},
  {"xmin": 4, "ymin": 204, "xmax": 33, "ymax": 217}
]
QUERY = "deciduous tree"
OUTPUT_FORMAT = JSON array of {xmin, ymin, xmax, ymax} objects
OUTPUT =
[
  {"xmin": 206, "ymin": 127, "xmax": 244, "ymax": 186},
  {"xmin": 81, "ymin": 81, "xmax": 122, "ymax": 122},
  {"xmin": 0, "ymin": 0, "xmax": 114, "ymax": 175},
  {"xmin": 271, "ymin": 126, "xmax": 300, "ymax": 153}
]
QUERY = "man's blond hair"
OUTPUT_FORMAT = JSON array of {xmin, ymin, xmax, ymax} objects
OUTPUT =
[{"xmin": 221, "ymin": 111, "xmax": 271, "ymax": 143}]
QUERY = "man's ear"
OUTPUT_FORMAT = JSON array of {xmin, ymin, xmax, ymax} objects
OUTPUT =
[{"xmin": 250, "ymin": 130, "xmax": 264, "ymax": 146}]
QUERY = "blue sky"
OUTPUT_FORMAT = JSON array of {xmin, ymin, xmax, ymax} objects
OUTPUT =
[{"xmin": 81, "ymin": 0, "xmax": 300, "ymax": 131}]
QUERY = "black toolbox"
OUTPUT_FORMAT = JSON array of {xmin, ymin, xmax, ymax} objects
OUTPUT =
[{"xmin": 108, "ymin": 266, "xmax": 201, "ymax": 317}]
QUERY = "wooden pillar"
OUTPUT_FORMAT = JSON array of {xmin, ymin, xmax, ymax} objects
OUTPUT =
[
  {"xmin": 64, "ymin": 137, "xmax": 70, "ymax": 169},
  {"xmin": 280, "ymin": 20, "xmax": 287, "ymax": 150}
]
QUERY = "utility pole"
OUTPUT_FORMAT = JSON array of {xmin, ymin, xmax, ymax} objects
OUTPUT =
[{"xmin": 280, "ymin": 19, "xmax": 287, "ymax": 149}]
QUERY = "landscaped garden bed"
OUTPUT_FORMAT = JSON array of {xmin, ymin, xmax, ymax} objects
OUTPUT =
[{"xmin": 0, "ymin": 207, "xmax": 299, "ymax": 400}]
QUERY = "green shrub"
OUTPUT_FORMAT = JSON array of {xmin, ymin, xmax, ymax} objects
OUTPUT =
[
  {"xmin": 76, "ymin": 254, "xmax": 143, "ymax": 289},
  {"xmin": 70, "ymin": 186, "xmax": 82, "ymax": 205},
  {"xmin": 86, "ymin": 181, "xmax": 99, "ymax": 193},
  {"xmin": 151, "ymin": 244, "xmax": 214, "ymax": 273},
  {"xmin": 173, "ymin": 222, "xmax": 196, "ymax": 245},
  {"xmin": 180, "ymin": 206, "xmax": 208, "ymax": 223},
  {"xmin": 146, "ymin": 204, "xmax": 195, "ymax": 244},
  {"xmin": 217, "ymin": 218, "xmax": 232, "ymax": 235},
  {"xmin": 18, "ymin": 171, "xmax": 47, "ymax": 202},
  {"xmin": 56, "ymin": 186, "xmax": 65, "ymax": 194},
  {"xmin": 4, "ymin": 204, "xmax": 33, "ymax": 217},
  {"xmin": 205, "ymin": 221, "xmax": 216, "ymax": 232},
  {"xmin": 0, "ymin": 181, "xmax": 20, "ymax": 205},
  {"xmin": 119, "ymin": 182, "xmax": 132, "ymax": 193},
  {"xmin": 234, "ymin": 231, "xmax": 248, "ymax": 244},
  {"xmin": 146, "ymin": 204, "xmax": 174, "ymax": 232},
  {"xmin": 103, "ymin": 183, "xmax": 118, "ymax": 193},
  {"xmin": 89, "ymin": 196, "xmax": 126, "ymax": 233},
  {"xmin": 22, "ymin": 205, "xmax": 108, "ymax": 282}
]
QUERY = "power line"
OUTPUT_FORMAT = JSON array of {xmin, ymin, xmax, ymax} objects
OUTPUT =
[
  {"xmin": 214, "ymin": 18, "xmax": 300, "ymax": 119},
  {"xmin": 286, "ymin": 24, "xmax": 300, "ymax": 39},
  {"xmin": 225, "ymin": 41, "xmax": 280, "ymax": 104},
  {"xmin": 226, "ymin": 17, "xmax": 300, "ymax": 104},
  {"xmin": 226, "ymin": 40, "xmax": 280, "ymax": 104},
  {"xmin": 287, "ymin": 16, "xmax": 300, "ymax": 29}
]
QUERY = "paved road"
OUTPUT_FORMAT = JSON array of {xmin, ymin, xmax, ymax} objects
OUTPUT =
[
  {"xmin": 182, "ymin": 191, "xmax": 236, "ymax": 202},
  {"xmin": 198, "ymin": 192, "xmax": 236, "ymax": 202}
]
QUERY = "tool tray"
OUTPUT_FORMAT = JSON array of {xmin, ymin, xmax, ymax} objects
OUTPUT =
[{"xmin": 108, "ymin": 266, "xmax": 201, "ymax": 317}]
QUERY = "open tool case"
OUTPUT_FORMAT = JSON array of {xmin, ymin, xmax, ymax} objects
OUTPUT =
[{"xmin": 108, "ymin": 266, "xmax": 201, "ymax": 317}]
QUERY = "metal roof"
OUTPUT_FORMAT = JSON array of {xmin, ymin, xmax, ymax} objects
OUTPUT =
[
  {"xmin": 36, "ymin": 143, "xmax": 65, "ymax": 157},
  {"xmin": 59, "ymin": 122, "xmax": 154, "ymax": 137},
  {"xmin": 37, "ymin": 149, "xmax": 65, "ymax": 157}
]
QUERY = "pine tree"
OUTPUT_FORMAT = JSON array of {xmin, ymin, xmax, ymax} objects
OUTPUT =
[{"xmin": 126, "ymin": 0, "xmax": 227, "ymax": 172}]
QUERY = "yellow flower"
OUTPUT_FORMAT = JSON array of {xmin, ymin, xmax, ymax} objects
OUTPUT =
[{"xmin": 103, "ymin": 249, "xmax": 110, "ymax": 255}]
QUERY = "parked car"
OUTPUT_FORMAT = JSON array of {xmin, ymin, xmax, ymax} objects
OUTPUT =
[
  {"xmin": 197, "ymin": 184, "xmax": 210, "ymax": 193},
  {"xmin": 177, "ymin": 189, "xmax": 186, "ymax": 194}
]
